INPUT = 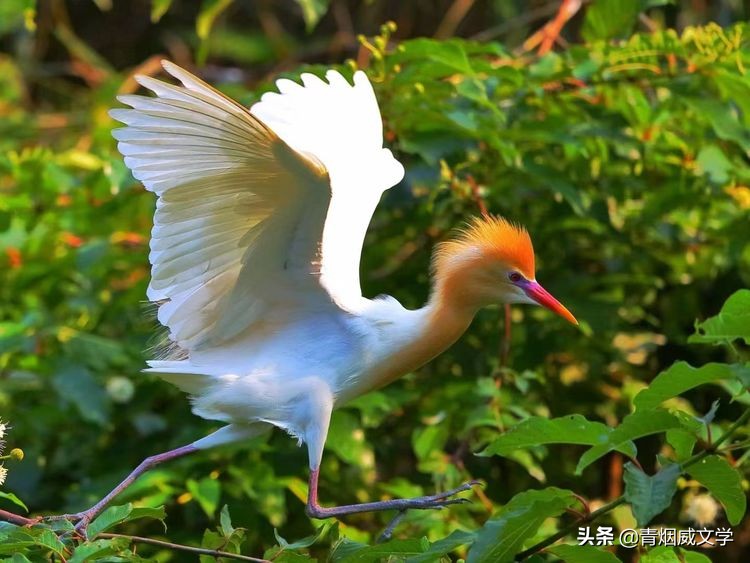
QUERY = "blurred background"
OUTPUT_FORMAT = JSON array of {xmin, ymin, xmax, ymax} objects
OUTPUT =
[{"xmin": 1, "ymin": 0, "xmax": 750, "ymax": 560}]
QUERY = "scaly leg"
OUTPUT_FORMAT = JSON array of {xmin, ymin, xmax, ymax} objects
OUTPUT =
[
  {"xmin": 300, "ymin": 382, "xmax": 478, "ymax": 521},
  {"xmin": 50, "ymin": 423, "xmax": 269, "ymax": 539},
  {"xmin": 305, "ymin": 467, "xmax": 480, "ymax": 519},
  {"xmin": 53, "ymin": 444, "xmax": 198, "ymax": 538}
]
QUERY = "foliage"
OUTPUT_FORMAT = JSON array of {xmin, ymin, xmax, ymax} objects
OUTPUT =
[{"xmin": 1, "ymin": 1, "xmax": 750, "ymax": 561}]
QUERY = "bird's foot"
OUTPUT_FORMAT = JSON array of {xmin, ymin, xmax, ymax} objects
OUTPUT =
[
  {"xmin": 306, "ymin": 479, "xmax": 482, "ymax": 520},
  {"xmin": 72, "ymin": 513, "xmax": 93, "ymax": 540},
  {"xmin": 42, "ymin": 512, "xmax": 83, "ymax": 522},
  {"xmin": 41, "ymin": 511, "xmax": 94, "ymax": 540}
]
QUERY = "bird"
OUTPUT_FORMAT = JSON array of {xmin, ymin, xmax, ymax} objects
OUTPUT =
[{"xmin": 64, "ymin": 60, "xmax": 577, "ymax": 534}]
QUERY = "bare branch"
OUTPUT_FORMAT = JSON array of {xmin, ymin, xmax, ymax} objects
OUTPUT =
[{"xmin": 99, "ymin": 533, "xmax": 271, "ymax": 563}]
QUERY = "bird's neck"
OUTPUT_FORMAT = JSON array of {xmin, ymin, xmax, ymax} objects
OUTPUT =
[{"xmin": 362, "ymin": 270, "xmax": 478, "ymax": 393}]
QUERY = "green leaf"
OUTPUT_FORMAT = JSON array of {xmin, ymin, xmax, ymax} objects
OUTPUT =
[
  {"xmin": 273, "ymin": 524, "xmax": 330, "ymax": 550},
  {"xmin": 396, "ymin": 38, "xmax": 475, "ymax": 75},
  {"xmin": 640, "ymin": 546, "xmax": 681, "ymax": 562},
  {"xmin": 689, "ymin": 290, "xmax": 750, "ymax": 346},
  {"xmin": 480, "ymin": 414, "xmax": 636, "ymax": 458},
  {"xmin": 333, "ymin": 538, "xmax": 429, "ymax": 562},
  {"xmin": 327, "ymin": 410, "xmax": 371, "ymax": 465},
  {"xmin": 623, "ymin": 463, "xmax": 680, "ymax": 527},
  {"xmin": 295, "ymin": 0, "xmax": 329, "ymax": 32},
  {"xmin": 219, "ymin": 504, "xmax": 234, "ymax": 537},
  {"xmin": 69, "ymin": 537, "xmax": 132, "ymax": 563},
  {"xmin": 196, "ymin": 0, "xmax": 233, "ymax": 39},
  {"xmin": 695, "ymin": 144, "xmax": 733, "ymax": 184},
  {"xmin": 407, "ymin": 530, "xmax": 475, "ymax": 563},
  {"xmin": 467, "ymin": 488, "xmax": 576, "ymax": 563},
  {"xmin": 52, "ymin": 363, "xmax": 110, "ymax": 426},
  {"xmin": 582, "ymin": 0, "xmax": 645, "ymax": 41},
  {"xmin": 576, "ymin": 410, "xmax": 683, "ymax": 474},
  {"xmin": 666, "ymin": 429, "xmax": 696, "ymax": 460},
  {"xmin": 412, "ymin": 419, "xmax": 449, "ymax": 461},
  {"xmin": 87, "ymin": 503, "xmax": 166, "ymax": 538},
  {"xmin": 547, "ymin": 544, "xmax": 622, "ymax": 562},
  {"xmin": 150, "ymin": 0, "xmax": 172, "ymax": 22},
  {"xmin": 687, "ymin": 455, "xmax": 746, "ymax": 525},
  {"xmin": 0, "ymin": 491, "xmax": 28, "ymax": 512},
  {"xmin": 196, "ymin": 0, "xmax": 233, "ymax": 63},
  {"xmin": 330, "ymin": 538, "xmax": 368, "ymax": 561},
  {"xmin": 87, "ymin": 504, "xmax": 133, "ymax": 538},
  {"xmin": 634, "ymin": 362, "xmax": 750, "ymax": 410},
  {"xmin": 686, "ymin": 99, "xmax": 750, "ymax": 151},
  {"xmin": 678, "ymin": 549, "xmax": 712, "ymax": 563},
  {"xmin": 187, "ymin": 476, "xmax": 221, "ymax": 517}
]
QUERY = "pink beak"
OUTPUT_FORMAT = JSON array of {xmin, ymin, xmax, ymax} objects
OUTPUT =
[{"xmin": 521, "ymin": 280, "xmax": 578, "ymax": 325}]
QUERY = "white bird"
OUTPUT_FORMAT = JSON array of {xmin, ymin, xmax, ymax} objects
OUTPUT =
[{"xmin": 68, "ymin": 61, "xmax": 577, "ymax": 533}]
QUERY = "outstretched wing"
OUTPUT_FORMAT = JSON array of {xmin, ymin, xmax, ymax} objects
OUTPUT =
[
  {"xmin": 252, "ymin": 70, "xmax": 404, "ymax": 310},
  {"xmin": 111, "ymin": 61, "xmax": 331, "ymax": 350}
]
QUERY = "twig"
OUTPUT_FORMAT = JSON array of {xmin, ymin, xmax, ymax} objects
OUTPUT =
[
  {"xmin": 99, "ymin": 533, "xmax": 270, "ymax": 563},
  {"xmin": 434, "ymin": 0, "xmax": 477, "ymax": 39},
  {"xmin": 472, "ymin": 1, "xmax": 562, "ymax": 41},
  {"xmin": 522, "ymin": 0, "xmax": 583, "ymax": 55},
  {"xmin": 465, "ymin": 175, "xmax": 513, "ymax": 367},
  {"xmin": 515, "ymin": 497, "xmax": 627, "ymax": 560},
  {"xmin": 0, "ymin": 508, "xmax": 36, "ymax": 526},
  {"xmin": 515, "ymin": 407, "xmax": 750, "ymax": 560},
  {"xmin": 501, "ymin": 303, "xmax": 512, "ymax": 367}
]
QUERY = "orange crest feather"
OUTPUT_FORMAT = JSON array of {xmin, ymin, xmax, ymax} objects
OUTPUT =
[{"xmin": 435, "ymin": 215, "xmax": 535, "ymax": 278}]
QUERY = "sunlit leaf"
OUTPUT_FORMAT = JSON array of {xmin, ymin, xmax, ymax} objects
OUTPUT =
[
  {"xmin": 151, "ymin": 0, "xmax": 173, "ymax": 22},
  {"xmin": 468, "ymin": 488, "xmax": 576, "ymax": 563},
  {"xmin": 633, "ymin": 362, "xmax": 750, "ymax": 410},
  {"xmin": 689, "ymin": 289, "xmax": 750, "ymax": 346},
  {"xmin": 576, "ymin": 410, "xmax": 683, "ymax": 474},
  {"xmin": 295, "ymin": 0, "xmax": 329, "ymax": 32},
  {"xmin": 187, "ymin": 477, "xmax": 221, "ymax": 517},
  {"xmin": 687, "ymin": 455, "xmax": 746, "ymax": 525},
  {"xmin": 481, "ymin": 414, "xmax": 636, "ymax": 458},
  {"xmin": 547, "ymin": 544, "xmax": 622, "ymax": 562},
  {"xmin": 0, "ymin": 492, "xmax": 28, "ymax": 512}
]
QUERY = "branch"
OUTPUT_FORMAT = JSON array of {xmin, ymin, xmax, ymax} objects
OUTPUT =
[
  {"xmin": 99, "ymin": 533, "xmax": 271, "ymax": 563},
  {"xmin": 0, "ymin": 508, "xmax": 36, "ymax": 526},
  {"xmin": 515, "ymin": 406, "xmax": 750, "ymax": 560}
]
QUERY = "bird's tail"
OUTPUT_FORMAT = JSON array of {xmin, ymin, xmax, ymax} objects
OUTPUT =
[{"xmin": 144, "ymin": 360, "xmax": 212, "ymax": 395}]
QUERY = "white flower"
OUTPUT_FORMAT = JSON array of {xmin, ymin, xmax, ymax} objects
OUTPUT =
[
  {"xmin": 0, "ymin": 465, "xmax": 7, "ymax": 487},
  {"xmin": 0, "ymin": 421, "xmax": 6, "ymax": 440},
  {"xmin": 685, "ymin": 492, "xmax": 721, "ymax": 526}
]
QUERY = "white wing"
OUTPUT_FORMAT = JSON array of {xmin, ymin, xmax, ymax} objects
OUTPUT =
[
  {"xmin": 111, "ymin": 62, "xmax": 403, "ymax": 352},
  {"xmin": 111, "ymin": 61, "xmax": 331, "ymax": 350},
  {"xmin": 252, "ymin": 70, "xmax": 404, "ymax": 310}
]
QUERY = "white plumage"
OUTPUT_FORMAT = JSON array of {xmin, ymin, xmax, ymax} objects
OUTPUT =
[
  {"xmin": 111, "ymin": 62, "xmax": 409, "ymax": 459},
  {"xmin": 102, "ymin": 61, "xmax": 574, "ymax": 525}
]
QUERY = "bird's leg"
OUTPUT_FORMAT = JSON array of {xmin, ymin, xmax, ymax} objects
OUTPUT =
[
  {"xmin": 305, "ymin": 467, "xmax": 479, "ymax": 519},
  {"xmin": 301, "ymin": 383, "xmax": 478, "ymax": 521},
  {"xmin": 50, "ymin": 423, "xmax": 268, "ymax": 539},
  {"xmin": 50, "ymin": 444, "xmax": 198, "ymax": 538}
]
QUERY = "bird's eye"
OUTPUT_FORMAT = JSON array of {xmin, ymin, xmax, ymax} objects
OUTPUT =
[{"xmin": 508, "ymin": 272, "xmax": 522, "ymax": 283}]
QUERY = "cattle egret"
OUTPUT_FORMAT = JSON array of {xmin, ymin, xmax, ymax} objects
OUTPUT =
[{"xmin": 67, "ymin": 61, "xmax": 577, "ymax": 534}]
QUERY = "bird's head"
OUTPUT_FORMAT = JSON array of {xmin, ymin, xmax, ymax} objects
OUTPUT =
[{"xmin": 433, "ymin": 215, "xmax": 577, "ymax": 324}]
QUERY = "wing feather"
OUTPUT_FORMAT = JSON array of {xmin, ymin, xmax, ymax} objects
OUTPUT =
[
  {"xmin": 112, "ymin": 61, "xmax": 405, "ymax": 355},
  {"xmin": 111, "ymin": 61, "xmax": 330, "ymax": 350},
  {"xmin": 252, "ymin": 68, "xmax": 405, "ymax": 310}
]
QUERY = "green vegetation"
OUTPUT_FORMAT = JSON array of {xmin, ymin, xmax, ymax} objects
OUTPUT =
[{"xmin": 1, "ymin": 1, "xmax": 749, "ymax": 561}]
